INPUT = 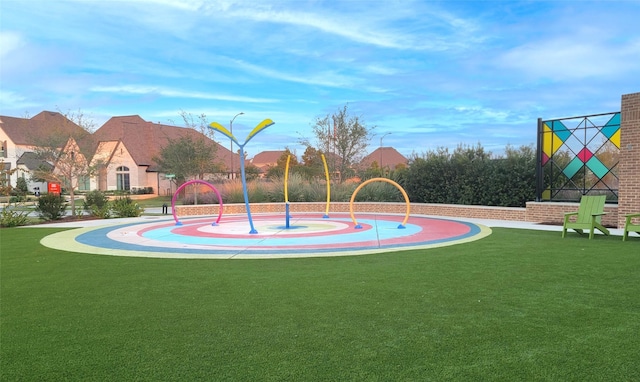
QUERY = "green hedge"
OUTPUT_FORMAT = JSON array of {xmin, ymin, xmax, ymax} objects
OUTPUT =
[{"xmin": 402, "ymin": 144, "xmax": 536, "ymax": 207}]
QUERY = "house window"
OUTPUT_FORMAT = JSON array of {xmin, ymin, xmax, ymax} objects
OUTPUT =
[
  {"xmin": 78, "ymin": 175, "xmax": 90, "ymax": 191},
  {"xmin": 116, "ymin": 166, "xmax": 130, "ymax": 191}
]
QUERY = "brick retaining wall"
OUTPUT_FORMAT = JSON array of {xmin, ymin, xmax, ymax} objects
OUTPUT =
[
  {"xmin": 525, "ymin": 202, "xmax": 618, "ymax": 227},
  {"xmin": 176, "ymin": 202, "xmax": 527, "ymax": 220},
  {"xmin": 174, "ymin": 201, "xmax": 620, "ymax": 228}
]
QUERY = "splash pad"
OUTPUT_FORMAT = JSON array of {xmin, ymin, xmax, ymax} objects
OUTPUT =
[
  {"xmin": 40, "ymin": 116, "xmax": 491, "ymax": 259},
  {"xmin": 40, "ymin": 212, "xmax": 491, "ymax": 259}
]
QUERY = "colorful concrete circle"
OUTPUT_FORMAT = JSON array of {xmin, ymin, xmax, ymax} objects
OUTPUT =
[{"xmin": 40, "ymin": 213, "xmax": 491, "ymax": 259}]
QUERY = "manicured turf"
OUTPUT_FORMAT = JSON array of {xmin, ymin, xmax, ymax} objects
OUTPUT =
[{"xmin": 1, "ymin": 227, "xmax": 639, "ymax": 380}]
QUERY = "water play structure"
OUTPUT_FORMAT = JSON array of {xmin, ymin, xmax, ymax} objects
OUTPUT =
[{"xmin": 208, "ymin": 118, "xmax": 274, "ymax": 234}]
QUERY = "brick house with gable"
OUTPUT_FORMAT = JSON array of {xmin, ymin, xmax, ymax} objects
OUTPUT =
[
  {"xmin": 0, "ymin": 112, "xmax": 237, "ymax": 196},
  {"xmin": 0, "ymin": 111, "xmax": 89, "ymax": 192},
  {"xmin": 91, "ymin": 115, "xmax": 237, "ymax": 195},
  {"xmin": 250, "ymin": 150, "xmax": 286, "ymax": 175},
  {"xmin": 360, "ymin": 147, "xmax": 408, "ymax": 171}
]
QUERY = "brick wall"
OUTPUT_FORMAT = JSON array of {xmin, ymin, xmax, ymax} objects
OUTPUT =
[
  {"xmin": 618, "ymin": 92, "xmax": 640, "ymax": 227},
  {"xmin": 176, "ymin": 202, "xmax": 528, "ymax": 222},
  {"xmin": 176, "ymin": 202, "xmax": 624, "ymax": 227},
  {"xmin": 175, "ymin": 201, "xmax": 621, "ymax": 227},
  {"xmin": 525, "ymin": 202, "xmax": 618, "ymax": 227}
]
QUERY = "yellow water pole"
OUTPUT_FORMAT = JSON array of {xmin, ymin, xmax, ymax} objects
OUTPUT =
[
  {"xmin": 284, "ymin": 155, "xmax": 291, "ymax": 227},
  {"xmin": 284, "ymin": 155, "xmax": 291, "ymax": 204},
  {"xmin": 322, "ymin": 153, "xmax": 331, "ymax": 218}
]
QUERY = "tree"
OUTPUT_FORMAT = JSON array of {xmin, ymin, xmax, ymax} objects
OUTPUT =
[
  {"xmin": 15, "ymin": 177, "xmax": 28, "ymax": 197},
  {"xmin": 359, "ymin": 161, "xmax": 383, "ymax": 181},
  {"xmin": 302, "ymin": 105, "xmax": 374, "ymax": 182},
  {"xmin": 174, "ymin": 110, "xmax": 215, "ymax": 140},
  {"xmin": 0, "ymin": 164, "xmax": 17, "ymax": 196},
  {"xmin": 154, "ymin": 135, "xmax": 223, "ymax": 205},
  {"xmin": 33, "ymin": 137, "xmax": 93, "ymax": 216},
  {"xmin": 243, "ymin": 164, "xmax": 261, "ymax": 181},
  {"xmin": 276, "ymin": 147, "xmax": 299, "ymax": 169},
  {"xmin": 299, "ymin": 146, "xmax": 325, "ymax": 179},
  {"xmin": 60, "ymin": 108, "xmax": 97, "ymax": 133},
  {"xmin": 30, "ymin": 109, "xmax": 96, "ymax": 216},
  {"xmin": 157, "ymin": 111, "xmax": 224, "ymax": 184},
  {"xmin": 266, "ymin": 148, "xmax": 298, "ymax": 180},
  {"xmin": 154, "ymin": 135, "xmax": 223, "ymax": 184}
]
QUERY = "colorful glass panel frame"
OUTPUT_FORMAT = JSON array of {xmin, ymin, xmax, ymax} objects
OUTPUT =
[{"xmin": 537, "ymin": 112, "xmax": 620, "ymax": 202}]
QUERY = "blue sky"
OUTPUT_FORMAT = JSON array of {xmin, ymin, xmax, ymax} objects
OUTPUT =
[{"xmin": 1, "ymin": 0, "xmax": 639, "ymax": 159}]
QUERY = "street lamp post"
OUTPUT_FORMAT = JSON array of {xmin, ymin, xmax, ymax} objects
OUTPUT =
[
  {"xmin": 230, "ymin": 112, "xmax": 244, "ymax": 178},
  {"xmin": 380, "ymin": 132, "xmax": 392, "ymax": 172}
]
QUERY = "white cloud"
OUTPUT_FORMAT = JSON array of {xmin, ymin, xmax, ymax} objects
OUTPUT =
[
  {"xmin": 90, "ymin": 85, "xmax": 278, "ymax": 103},
  {"xmin": 230, "ymin": 59, "xmax": 356, "ymax": 88},
  {"xmin": 499, "ymin": 36, "xmax": 640, "ymax": 81},
  {"xmin": 364, "ymin": 64, "xmax": 399, "ymax": 76},
  {"xmin": 116, "ymin": 0, "xmax": 206, "ymax": 11},
  {"xmin": 0, "ymin": 31, "xmax": 24, "ymax": 60},
  {"xmin": 236, "ymin": 7, "xmax": 410, "ymax": 50},
  {"xmin": 453, "ymin": 106, "xmax": 510, "ymax": 122},
  {"xmin": 192, "ymin": 1, "xmax": 482, "ymax": 51},
  {"xmin": 0, "ymin": 89, "xmax": 36, "ymax": 110}
]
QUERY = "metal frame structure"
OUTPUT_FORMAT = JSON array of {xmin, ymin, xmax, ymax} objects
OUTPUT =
[{"xmin": 536, "ymin": 112, "xmax": 620, "ymax": 202}]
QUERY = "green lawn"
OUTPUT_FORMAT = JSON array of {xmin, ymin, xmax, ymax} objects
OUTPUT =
[{"xmin": 1, "ymin": 227, "xmax": 639, "ymax": 381}]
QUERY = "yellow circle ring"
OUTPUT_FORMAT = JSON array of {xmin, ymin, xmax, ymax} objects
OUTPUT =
[{"xmin": 349, "ymin": 178, "xmax": 410, "ymax": 228}]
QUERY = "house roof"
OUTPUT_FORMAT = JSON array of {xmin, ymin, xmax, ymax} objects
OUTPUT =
[
  {"xmin": 0, "ymin": 111, "xmax": 88, "ymax": 147},
  {"xmin": 251, "ymin": 150, "xmax": 286, "ymax": 168},
  {"xmin": 16, "ymin": 151, "xmax": 53, "ymax": 171},
  {"xmin": 92, "ymin": 115, "xmax": 237, "ymax": 172},
  {"xmin": 360, "ymin": 147, "xmax": 408, "ymax": 170}
]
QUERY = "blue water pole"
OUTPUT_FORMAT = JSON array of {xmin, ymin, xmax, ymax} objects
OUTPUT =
[
  {"xmin": 285, "ymin": 203, "xmax": 290, "ymax": 229},
  {"xmin": 238, "ymin": 145, "xmax": 258, "ymax": 234},
  {"xmin": 209, "ymin": 118, "xmax": 274, "ymax": 235}
]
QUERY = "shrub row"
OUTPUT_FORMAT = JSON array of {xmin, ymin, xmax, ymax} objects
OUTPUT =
[
  {"xmin": 400, "ymin": 144, "xmax": 536, "ymax": 207},
  {"xmin": 83, "ymin": 191, "xmax": 144, "ymax": 218}
]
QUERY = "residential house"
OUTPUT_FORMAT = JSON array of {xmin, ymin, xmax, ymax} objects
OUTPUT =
[
  {"xmin": 0, "ymin": 111, "xmax": 88, "ymax": 191},
  {"xmin": 91, "ymin": 115, "xmax": 237, "ymax": 195},
  {"xmin": 0, "ymin": 112, "xmax": 238, "ymax": 196},
  {"xmin": 16, "ymin": 152, "xmax": 51, "ymax": 193},
  {"xmin": 250, "ymin": 150, "xmax": 286, "ymax": 175},
  {"xmin": 52, "ymin": 136, "xmax": 91, "ymax": 193},
  {"xmin": 360, "ymin": 147, "xmax": 408, "ymax": 171}
]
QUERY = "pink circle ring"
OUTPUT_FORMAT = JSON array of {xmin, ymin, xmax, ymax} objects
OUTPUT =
[{"xmin": 171, "ymin": 180, "xmax": 223, "ymax": 226}]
